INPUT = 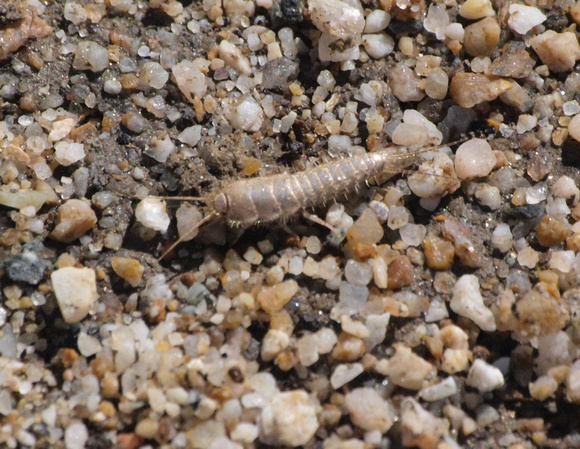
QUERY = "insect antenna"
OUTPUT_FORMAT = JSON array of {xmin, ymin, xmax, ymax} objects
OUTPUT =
[{"xmin": 158, "ymin": 212, "xmax": 219, "ymax": 261}]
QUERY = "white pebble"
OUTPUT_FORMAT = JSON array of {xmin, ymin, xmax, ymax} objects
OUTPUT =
[
  {"xmin": 516, "ymin": 114, "xmax": 537, "ymax": 134},
  {"xmin": 178, "ymin": 125, "xmax": 203, "ymax": 146},
  {"xmin": 51, "ymin": 267, "xmax": 98, "ymax": 323},
  {"xmin": 563, "ymin": 100, "xmax": 580, "ymax": 116},
  {"xmin": 65, "ymin": 422, "xmax": 88, "ymax": 449},
  {"xmin": 54, "ymin": 141, "xmax": 85, "ymax": 166},
  {"xmin": 225, "ymin": 96, "xmax": 264, "ymax": 132},
  {"xmin": 330, "ymin": 363, "xmax": 364, "ymax": 389},
  {"xmin": 362, "ymin": 33, "xmax": 394, "ymax": 59},
  {"xmin": 77, "ymin": 332, "xmax": 102, "ymax": 357},
  {"xmin": 466, "ymin": 359, "xmax": 505, "ymax": 392},
  {"xmin": 258, "ymin": 391, "xmax": 318, "ymax": 446},
  {"xmin": 172, "ymin": 60, "xmax": 207, "ymax": 103},
  {"xmin": 309, "ymin": 0, "xmax": 365, "ymax": 40},
  {"xmin": 474, "ymin": 184, "xmax": 502, "ymax": 210},
  {"xmin": 455, "ymin": 138, "xmax": 496, "ymax": 179},
  {"xmin": 135, "ymin": 198, "xmax": 171, "ymax": 232},
  {"xmin": 140, "ymin": 61, "xmax": 169, "ymax": 89},
  {"xmin": 419, "ymin": 377, "xmax": 457, "ymax": 401},
  {"xmin": 549, "ymin": 250, "xmax": 575, "ymax": 273},
  {"xmin": 344, "ymin": 259, "xmax": 373, "ymax": 286},
  {"xmin": 364, "ymin": 10, "xmax": 391, "ymax": 33},
  {"xmin": 103, "ymin": 79, "xmax": 122, "ymax": 94},
  {"xmin": 491, "ymin": 223, "xmax": 513, "ymax": 253},
  {"xmin": 316, "ymin": 327, "xmax": 338, "ymax": 354},
  {"xmin": 568, "ymin": 113, "xmax": 580, "ymax": 143},
  {"xmin": 399, "ymin": 223, "xmax": 426, "ymax": 247},
  {"xmin": 298, "ymin": 334, "xmax": 319, "ymax": 367},
  {"xmin": 508, "ymin": 4, "xmax": 547, "ymax": 35},
  {"xmin": 145, "ymin": 135, "xmax": 175, "ymax": 163},
  {"xmin": 450, "ymin": 275, "xmax": 496, "ymax": 331}
]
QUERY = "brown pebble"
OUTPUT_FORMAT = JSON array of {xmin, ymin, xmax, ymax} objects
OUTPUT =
[
  {"xmin": 463, "ymin": 17, "xmax": 500, "ymax": 57},
  {"xmin": 50, "ymin": 199, "xmax": 98, "ymax": 243},
  {"xmin": 276, "ymin": 350, "xmax": 297, "ymax": 371},
  {"xmin": 117, "ymin": 433, "xmax": 144, "ymax": 449},
  {"xmin": 332, "ymin": 332, "xmax": 366, "ymax": 361},
  {"xmin": 516, "ymin": 418, "xmax": 545, "ymax": 434},
  {"xmin": 256, "ymin": 279, "xmax": 299, "ymax": 315},
  {"xmin": 91, "ymin": 354, "xmax": 114, "ymax": 378},
  {"xmin": 353, "ymin": 242, "xmax": 377, "ymax": 260},
  {"xmin": 536, "ymin": 215, "xmax": 570, "ymax": 247},
  {"xmin": 228, "ymin": 366, "xmax": 244, "ymax": 383},
  {"xmin": 423, "ymin": 237, "xmax": 455, "ymax": 270},
  {"xmin": 62, "ymin": 348, "xmax": 78, "ymax": 368},
  {"xmin": 387, "ymin": 255, "xmax": 414, "ymax": 289},
  {"xmin": 181, "ymin": 272, "xmax": 196, "ymax": 287},
  {"xmin": 102, "ymin": 371, "xmax": 120, "ymax": 397},
  {"xmin": 99, "ymin": 400, "xmax": 117, "ymax": 417},
  {"xmin": 450, "ymin": 73, "xmax": 512, "ymax": 108},
  {"xmin": 111, "ymin": 256, "xmax": 144, "ymax": 287}
]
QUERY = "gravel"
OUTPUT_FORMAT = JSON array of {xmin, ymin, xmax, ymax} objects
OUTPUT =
[{"xmin": 3, "ymin": 0, "xmax": 580, "ymax": 448}]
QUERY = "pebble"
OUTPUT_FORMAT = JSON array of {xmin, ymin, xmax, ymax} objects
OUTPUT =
[
  {"xmin": 463, "ymin": 17, "xmax": 500, "ymax": 57},
  {"xmin": 135, "ymin": 198, "xmax": 171, "ymax": 233},
  {"xmin": 308, "ymin": 0, "xmax": 365, "ymax": 40},
  {"xmin": 419, "ymin": 376, "xmax": 458, "ymax": 401},
  {"xmin": 332, "ymin": 332, "xmax": 366, "ymax": 361},
  {"xmin": 423, "ymin": 3, "xmax": 449, "ymax": 41},
  {"xmin": 362, "ymin": 33, "xmax": 394, "ymax": 59},
  {"xmin": 491, "ymin": 223, "xmax": 513, "ymax": 253},
  {"xmin": 549, "ymin": 250, "xmax": 575, "ymax": 273},
  {"xmin": 535, "ymin": 215, "xmax": 570, "ymax": 247},
  {"xmin": 529, "ymin": 375, "xmax": 558, "ymax": 401},
  {"xmin": 257, "ymin": 279, "xmax": 299, "ymax": 315},
  {"xmin": 72, "ymin": 41, "xmax": 109, "ymax": 72},
  {"xmin": 225, "ymin": 96, "xmax": 264, "ymax": 132},
  {"xmin": 346, "ymin": 208, "xmax": 383, "ymax": 245},
  {"xmin": 459, "ymin": 0, "xmax": 494, "ymax": 20},
  {"xmin": 64, "ymin": 421, "xmax": 89, "ymax": 449},
  {"xmin": 171, "ymin": 60, "xmax": 207, "ymax": 102},
  {"xmin": 393, "ymin": 109, "xmax": 443, "ymax": 146},
  {"xmin": 258, "ymin": 390, "xmax": 318, "ymax": 447},
  {"xmin": 387, "ymin": 255, "xmax": 413, "ymax": 289},
  {"xmin": 345, "ymin": 388, "xmax": 393, "ymax": 432},
  {"xmin": 507, "ymin": 4, "xmax": 546, "ymax": 35},
  {"xmin": 454, "ymin": 138, "xmax": 496, "ymax": 179},
  {"xmin": 389, "ymin": 63, "xmax": 425, "ymax": 102},
  {"xmin": 450, "ymin": 275, "xmax": 496, "ymax": 332},
  {"xmin": 330, "ymin": 363, "xmax": 364, "ymax": 388},
  {"xmin": 51, "ymin": 267, "xmax": 98, "ymax": 323},
  {"xmin": 111, "ymin": 257, "xmax": 144, "ymax": 287},
  {"xmin": 50, "ymin": 199, "xmax": 97, "ymax": 243},
  {"xmin": 530, "ymin": 31, "xmax": 580, "ymax": 73},
  {"xmin": 4, "ymin": 249, "xmax": 47, "ymax": 285},
  {"xmin": 423, "ymin": 237, "xmax": 455, "ymax": 270},
  {"xmin": 344, "ymin": 259, "xmax": 373, "ymax": 286},
  {"xmin": 364, "ymin": 10, "xmax": 391, "ymax": 33},
  {"xmin": 54, "ymin": 141, "xmax": 86, "ymax": 166},
  {"xmin": 77, "ymin": 332, "xmax": 102, "ymax": 357},
  {"xmin": 400, "ymin": 398, "xmax": 449, "ymax": 449},
  {"xmin": 140, "ymin": 61, "xmax": 169, "ymax": 89},
  {"xmin": 450, "ymin": 73, "xmax": 512, "ymax": 108},
  {"xmin": 0, "ymin": 190, "xmax": 47, "ymax": 211},
  {"xmin": 384, "ymin": 343, "xmax": 434, "ymax": 390},
  {"xmin": 475, "ymin": 184, "xmax": 502, "ymax": 209},
  {"xmin": 466, "ymin": 359, "xmax": 505, "ymax": 392}
]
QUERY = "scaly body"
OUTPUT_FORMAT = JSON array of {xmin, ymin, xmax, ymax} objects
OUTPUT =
[{"xmin": 212, "ymin": 149, "xmax": 414, "ymax": 226}]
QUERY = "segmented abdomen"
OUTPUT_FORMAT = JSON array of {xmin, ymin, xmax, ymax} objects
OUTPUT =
[{"xmin": 221, "ymin": 151, "xmax": 397, "ymax": 227}]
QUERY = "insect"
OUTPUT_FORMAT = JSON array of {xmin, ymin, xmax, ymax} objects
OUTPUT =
[{"xmin": 156, "ymin": 143, "xmax": 461, "ymax": 260}]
